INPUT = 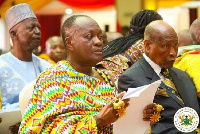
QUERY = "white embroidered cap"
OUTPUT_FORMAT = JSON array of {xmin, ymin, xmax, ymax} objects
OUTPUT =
[{"xmin": 5, "ymin": 3, "xmax": 37, "ymax": 31}]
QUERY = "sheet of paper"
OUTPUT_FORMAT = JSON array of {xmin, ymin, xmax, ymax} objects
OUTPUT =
[
  {"xmin": 113, "ymin": 80, "xmax": 161, "ymax": 134},
  {"xmin": 0, "ymin": 108, "xmax": 22, "ymax": 134}
]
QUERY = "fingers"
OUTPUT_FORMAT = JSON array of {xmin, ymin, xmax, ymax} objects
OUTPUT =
[
  {"xmin": 124, "ymin": 102, "xmax": 130, "ymax": 109},
  {"xmin": 123, "ymin": 98, "xmax": 130, "ymax": 103},
  {"xmin": 9, "ymin": 126, "xmax": 13, "ymax": 131},
  {"xmin": 115, "ymin": 91, "xmax": 130, "ymax": 104},
  {"xmin": 143, "ymin": 114, "xmax": 152, "ymax": 121},
  {"xmin": 116, "ymin": 91, "xmax": 126, "ymax": 99},
  {"xmin": 144, "ymin": 103, "xmax": 156, "ymax": 116},
  {"xmin": 114, "ymin": 92, "xmax": 130, "ymax": 109},
  {"xmin": 144, "ymin": 103, "xmax": 156, "ymax": 110},
  {"xmin": 144, "ymin": 109, "xmax": 154, "ymax": 114},
  {"xmin": 143, "ymin": 103, "xmax": 156, "ymax": 122},
  {"xmin": 143, "ymin": 109, "xmax": 154, "ymax": 121},
  {"xmin": 143, "ymin": 103, "xmax": 164, "ymax": 124}
]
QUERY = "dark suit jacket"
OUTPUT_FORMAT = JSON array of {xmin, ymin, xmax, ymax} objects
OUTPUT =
[{"xmin": 118, "ymin": 56, "xmax": 200, "ymax": 134}]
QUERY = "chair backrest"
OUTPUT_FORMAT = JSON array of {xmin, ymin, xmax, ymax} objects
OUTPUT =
[
  {"xmin": 0, "ymin": 89, "xmax": 2, "ymax": 109},
  {"xmin": 19, "ymin": 80, "xmax": 36, "ymax": 116}
]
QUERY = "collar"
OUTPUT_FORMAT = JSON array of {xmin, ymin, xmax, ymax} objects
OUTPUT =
[{"xmin": 143, "ymin": 53, "xmax": 162, "ymax": 77}]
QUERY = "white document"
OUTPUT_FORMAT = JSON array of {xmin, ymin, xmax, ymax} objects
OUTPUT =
[
  {"xmin": 0, "ymin": 108, "xmax": 22, "ymax": 134},
  {"xmin": 113, "ymin": 80, "xmax": 161, "ymax": 134}
]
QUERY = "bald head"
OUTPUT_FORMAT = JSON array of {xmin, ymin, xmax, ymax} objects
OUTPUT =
[
  {"xmin": 46, "ymin": 36, "xmax": 62, "ymax": 47},
  {"xmin": 190, "ymin": 18, "xmax": 200, "ymax": 44},
  {"xmin": 178, "ymin": 29, "xmax": 193, "ymax": 47},
  {"xmin": 62, "ymin": 15, "xmax": 100, "ymax": 47},
  {"xmin": 144, "ymin": 20, "xmax": 178, "ymax": 69},
  {"xmin": 144, "ymin": 20, "xmax": 177, "ymax": 43},
  {"xmin": 45, "ymin": 36, "xmax": 66, "ymax": 63}
]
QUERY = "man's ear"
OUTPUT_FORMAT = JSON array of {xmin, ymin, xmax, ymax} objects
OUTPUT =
[
  {"xmin": 65, "ymin": 37, "xmax": 73, "ymax": 51},
  {"xmin": 10, "ymin": 30, "xmax": 17, "ymax": 38},
  {"xmin": 144, "ymin": 39, "xmax": 151, "ymax": 54}
]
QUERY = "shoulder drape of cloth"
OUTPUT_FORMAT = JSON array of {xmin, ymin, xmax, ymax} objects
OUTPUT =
[{"xmin": 18, "ymin": 60, "xmax": 117, "ymax": 134}]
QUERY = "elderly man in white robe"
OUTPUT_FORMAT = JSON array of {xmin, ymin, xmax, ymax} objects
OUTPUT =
[{"xmin": 0, "ymin": 3, "xmax": 51, "ymax": 109}]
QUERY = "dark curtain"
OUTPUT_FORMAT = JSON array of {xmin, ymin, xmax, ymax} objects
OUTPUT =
[
  {"xmin": 189, "ymin": 8, "xmax": 197, "ymax": 26},
  {"xmin": 37, "ymin": 15, "xmax": 62, "ymax": 51}
]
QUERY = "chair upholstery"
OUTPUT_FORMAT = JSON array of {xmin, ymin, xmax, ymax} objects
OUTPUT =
[{"xmin": 19, "ymin": 80, "xmax": 36, "ymax": 115}]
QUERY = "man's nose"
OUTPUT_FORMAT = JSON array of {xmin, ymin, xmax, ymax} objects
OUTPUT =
[
  {"xmin": 56, "ymin": 47, "xmax": 62, "ymax": 52},
  {"xmin": 93, "ymin": 36, "xmax": 103, "ymax": 46},
  {"xmin": 170, "ymin": 46, "xmax": 177, "ymax": 57},
  {"xmin": 34, "ymin": 27, "xmax": 41, "ymax": 34}
]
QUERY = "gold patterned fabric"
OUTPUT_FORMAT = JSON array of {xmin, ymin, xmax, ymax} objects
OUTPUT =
[
  {"xmin": 174, "ymin": 52, "xmax": 200, "ymax": 98},
  {"xmin": 161, "ymin": 69, "xmax": 184, "ymax": 104}
]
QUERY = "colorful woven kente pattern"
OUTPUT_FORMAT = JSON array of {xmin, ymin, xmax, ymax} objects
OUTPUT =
[
  {"xmin": 18, "ymin": 60, "xmax": 117, "ymax": 134},
  {"xmin": 96, "ymin": 39, "xmax": 144, "ymax": 84}
]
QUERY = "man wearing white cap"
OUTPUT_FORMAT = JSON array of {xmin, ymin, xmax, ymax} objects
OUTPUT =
[{"xmin": 0, "ymin": 3, "xmax": 51, "ymax": 109}]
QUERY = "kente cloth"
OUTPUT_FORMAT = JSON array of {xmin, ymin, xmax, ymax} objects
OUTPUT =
[
  {"xmin": 96, "ymin": 39, "xmax": 144, "ymax": 84},
  {"xmin": 174, "ymin": 52, "xmax": 200, "ymax": 98},
  {"xmin": 0, "ymin": 52, "xmax": 51, "ymax": 108},
  {"xmin": 39, "ymin": 53, "xmax": 56, "ymax": 64},
  {"xmin": 18, "ymin": 60, "xmax": 117, "ymax": 134}
]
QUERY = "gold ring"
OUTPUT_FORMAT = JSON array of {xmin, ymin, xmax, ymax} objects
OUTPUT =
[
  {"xmin": 150, "ymin": 113, "xmax": 161, "ymax": 124},
  {"xmin": 113, "ymin": 98, "xmax": 126, "ymax": 118},
  {"xmin": 155, "ymin": 104, "xmax": 164, "ymax": 112},
  {"xmin": 116, "ymin": 108, "xmax": 126, "ymax": 118},
  {"xmin": 150, "ymin": 103, "xmax": 164, "ymax": 124},
  {"xmin": 113, "ymin": 98, "xmax": 125, "ymax": 109}
]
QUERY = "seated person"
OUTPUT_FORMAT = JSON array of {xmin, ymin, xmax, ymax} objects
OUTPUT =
[
  {"xmin": 18, "ymin": 15, "xmax": 156, "ymax": 133},
  {"xmin": 39, "ymin": 36, "xmax": 67, "ymax": 64},
  {"xmin": 96, "ymin": 10, "xmax": 163, "ymax": 84},
  {"xmin": 174, "ymin": 50, "xmax": 200, "ymax": 99},
  {"xmin": 1, "ymin": 3, "xmax": 51, "ymax": 109},
  {"xmin": 175, "ymin": 18, "xmax": 200, "ymax": 100},
  {"xmin": 118, "ymin": 20, "xmax": 200, "ymax": 133},
  {"xmin": 0, "ymin": 3, "xmax": 51, "ymax": 134},
  {"xmin": 177, "ymin": 29, "xmax": 193, "ymax": 47}
]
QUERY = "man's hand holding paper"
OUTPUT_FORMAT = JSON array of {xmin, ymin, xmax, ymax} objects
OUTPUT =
[{"xmin": 114, "ymin": 80, "xmax": 161, "ymax": 134}]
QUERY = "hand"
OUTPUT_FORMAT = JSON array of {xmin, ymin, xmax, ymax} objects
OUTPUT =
[
  {"xmin": 95, "ymin": 92, "xmax": 130, "ymax": 128},
  {"xmin": 143, "ymin": 103, "xmax": 164, "ymax": 124},
  {"xmin": 143, "ymin": 103, "xmax": 156, "ymax": 122},
  {"xmin": 9, "ymin": 122, "xmax": 21, "ymax": 134}
]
